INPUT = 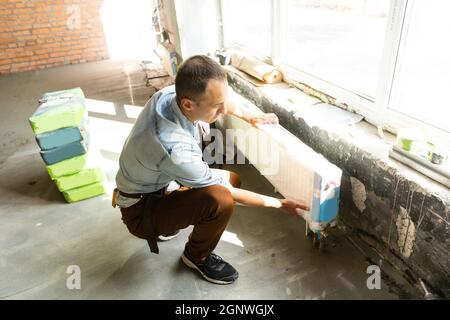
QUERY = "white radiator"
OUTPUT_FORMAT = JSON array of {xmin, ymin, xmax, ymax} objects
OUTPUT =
[{"xmin": 216, "ymin": 91, "xmax": 342, "ymax": 232}]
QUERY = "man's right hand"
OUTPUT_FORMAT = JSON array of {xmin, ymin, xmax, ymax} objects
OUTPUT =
[
  {"xmin": 230, "ymin": 187, "xmax": 311, "ymax": 215},
  {"xmin": 279, "ymin": 198, "xmax": 310, "ymax": 216}
]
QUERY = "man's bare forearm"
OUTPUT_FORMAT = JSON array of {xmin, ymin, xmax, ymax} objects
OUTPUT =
[
  {"xmin": 226, "ymin": 99, "xmax": 278, "ymax": 128},
  {"xmin": 226, "ymin": 99, "xmax": 253, "ymax": 122},
  {"xmin": 230, "ymin": 187, "xmax": 282, "ymax": 208}
]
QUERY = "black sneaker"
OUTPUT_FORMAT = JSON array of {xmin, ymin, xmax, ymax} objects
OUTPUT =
[
  {"xmin": 181, "ymin": 248, "xmax": 239, "ymax": 285},
  {"xmin": 157, "ymin": 229, "xmax": 180, "ymax": 241}
]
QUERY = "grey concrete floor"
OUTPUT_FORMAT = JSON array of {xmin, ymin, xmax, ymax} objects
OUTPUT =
[{"xmin": 0, "ymin": 59, "xmax": 399, "ymax": 299}]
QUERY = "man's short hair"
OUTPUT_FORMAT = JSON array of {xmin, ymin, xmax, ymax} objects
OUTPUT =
[{"xmin": 175, "ymin": 55, "xmax": 227, "ymax": 106}]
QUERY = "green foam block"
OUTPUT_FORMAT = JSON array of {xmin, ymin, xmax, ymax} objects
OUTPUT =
[
  {"xmin": 55, "ymin": 168, "xmax": 103, "ymax": 192},
  {"xmin": 29, "ymin": 97, "xmax": 86, "ymax": 134},
  {"xmin": 46, "ymin": 154, "xmax": 88, "ymax": 179},
  {"xmin": 39, "ymin": 87, "xmax": 85, "ymax": 103},
  {"xmin": 46, "ymin": 147, "xmax": 102, "ymax": 179},
  {"xmin": 62, "ymin": 182, "xmax": 106, "ymax": 203}
]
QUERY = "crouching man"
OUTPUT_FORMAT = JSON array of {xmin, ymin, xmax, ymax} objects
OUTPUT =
[{"xmin": 113, "ymin": 55, "xmax": 309, "ymax": 285}]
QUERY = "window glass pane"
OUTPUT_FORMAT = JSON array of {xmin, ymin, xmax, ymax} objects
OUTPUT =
[
  {"xmin": 222, "ymin": 0, "xmax": 271, "ymax": 57},
  {"xmin": 389, "ymin": 0, "xmax": 450, "ymax": 133},
  {"xmin": 284, "ymin": 0, "xmax": 390, "ymax": 98}
]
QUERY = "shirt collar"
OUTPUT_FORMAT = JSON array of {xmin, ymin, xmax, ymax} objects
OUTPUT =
[{"xmin": 170, "ymin": 96, "xmax": 198, "ymax": 137}]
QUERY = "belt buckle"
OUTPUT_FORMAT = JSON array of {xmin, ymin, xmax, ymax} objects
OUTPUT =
[{"xmin": 112, "ymin": 188, "xmax": 118, "ymax": 208}]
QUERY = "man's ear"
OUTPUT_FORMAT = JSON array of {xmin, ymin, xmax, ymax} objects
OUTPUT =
[{"xmin": 180, "ymin": 97, "xmax": 194, "ymax": 111}]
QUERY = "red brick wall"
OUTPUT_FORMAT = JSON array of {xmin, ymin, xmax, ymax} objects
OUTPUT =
[{"xmin": 0, "ymin": 0, "xmax": 109, "ymax": 74}]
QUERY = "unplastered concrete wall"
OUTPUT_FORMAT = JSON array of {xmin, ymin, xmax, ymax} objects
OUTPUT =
[
  {"xmin": 227, "ymin": 71, "xmax": 450, "ymax": 299},
  {"xmin": 157, "ymin": 0, "xmax": 181, "ymax": 56},
  {"xmin": 160, "ymin": 0, "xmax": 220, "ymax": 60},
  {"xmin": 174, "ymin": 0, "xmax": 220, "ymax": 58}
]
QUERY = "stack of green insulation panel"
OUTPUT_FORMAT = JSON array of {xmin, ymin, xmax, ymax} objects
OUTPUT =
[{"xmin": 29, "ymin": 87, "xmax": 105, "ymax": 203}]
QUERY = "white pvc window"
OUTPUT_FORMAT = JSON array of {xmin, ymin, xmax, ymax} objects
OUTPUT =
[
  {"xmin": 283, "ymin": 0, "xmax": 390, "ymax": 98},
  {"xmin": 220, "ymin": 0, "xmax": 450, "ymax": 148},
  {"xmin": 388, "ymin": 0, "xmax": 450, "ymax": 134}
]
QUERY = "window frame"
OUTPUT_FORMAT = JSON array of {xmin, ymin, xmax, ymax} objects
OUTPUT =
[
  {"xmin": 375, "ymin": 0, "xmax": 450, "ymax": 147},
  {"xmin": 220, "ymin": 0, "xmax": 450, "ymax": 148}
]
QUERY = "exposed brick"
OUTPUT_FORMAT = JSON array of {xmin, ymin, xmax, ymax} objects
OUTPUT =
[
  {"xmin": 33, "ymin": 54, "xmax": 50, "ymax": 61},
  {"xmin": 0, "ymin": 26, "xmax": 11, "ymax": 33},
  {"xmin": 12, "ymin": 8, "xmax": 35, "ymax": 14},
  {"xmin": 34, "ymin": 2, "xmax": 48, "ymax": 8},
  {"xmin": 13, "ymin": 51, "xmax": 34, "ymax": 58},
  {"xmin": 49, "ymin": 50, "xmax": 69, "ymax": 58},
  {"xmin": 11, "ymin": 61, "xmax": 30, "ymax": 68},
  {"xmin": 34, "ymin": 49, "xmax": 49, "ymax": 55},
  {"xmin": 9, "ymin": 23, "xmax": 33, "ymax": 31},
  {"xmin": 50, "ymin": 27, "xmax": 67, "ymax": 33},
  {"xmin": 32, "ymin": 28, "xmax": 50, "ymax": 35},
  {"xmin": 67, "ymin": 54, "xmax": 81, "ymax": 61},
  {"xmin": 0, "ymin": 59, "xmax": 13, "ymax": 66},
  {"xmin": 1, "ymin": 0, "xmax": 109, "ymax": 74},
  {"xmin": 9, "ymin": 56, "xmax": 32, "ymax": 63},
  {"xmin": 30, "ymin": 59, "xmax": 48, "ymax": 66},
  {"xmin": 47, "ymin": 57, "xmax": 65, "ymax": 63},
  {"xmin": 16, "ymin": 35, "xmax": 37, "ymax": 41},
  {"xmin": 33, "ymin": 23, "xmax": 51, "ymax": 29}
]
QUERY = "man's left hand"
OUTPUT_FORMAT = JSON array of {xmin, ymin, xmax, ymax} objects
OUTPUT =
[{"xmin": 247, "ymin": 113, "xmax": 279, "ymax": 128}]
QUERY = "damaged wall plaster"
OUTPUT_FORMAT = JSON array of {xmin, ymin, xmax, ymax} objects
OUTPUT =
[
  {"xmin": 350, "ymin": 177, "xmax": 367, "ymax": 212},
  {"xmin": 395, "ymin": 206, "xmax": 417, "ymax": 259},
  {"xmin": 226, "ymin": 70, "xmax": 450, "ymax": 298}
]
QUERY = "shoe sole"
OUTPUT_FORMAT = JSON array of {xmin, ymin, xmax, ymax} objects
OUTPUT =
[
  {"xmin": 181, "ymin": 252, "xmax": 238, "ymax": 285},
  {"xmin": 157, "ymin": 233, "xmax": 180, "ymax": 241}
]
